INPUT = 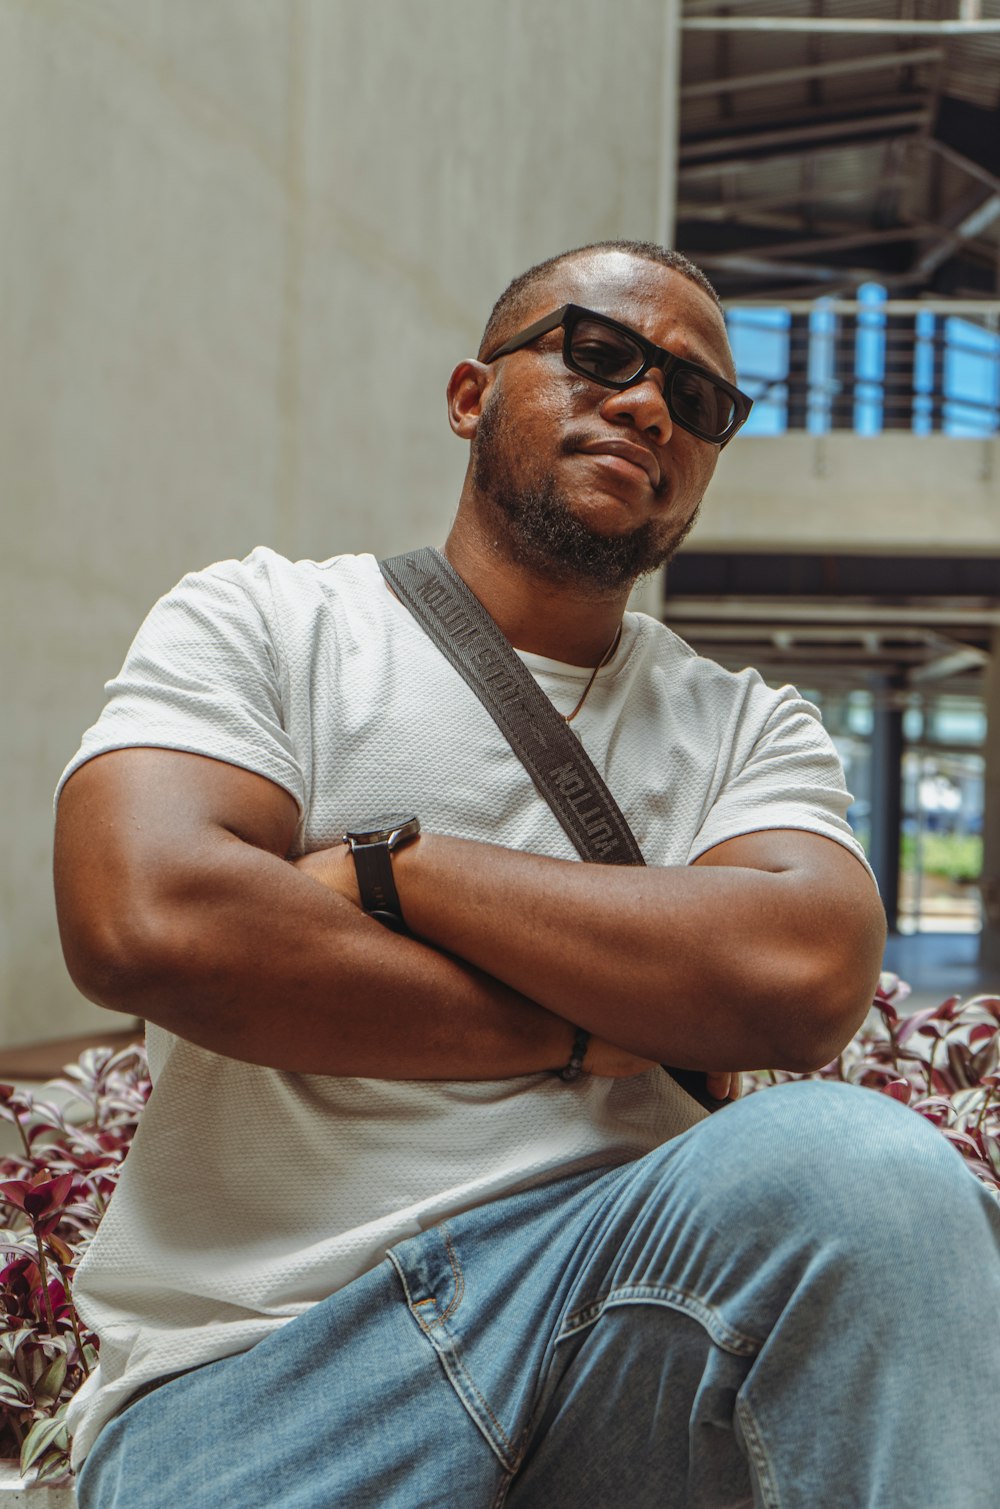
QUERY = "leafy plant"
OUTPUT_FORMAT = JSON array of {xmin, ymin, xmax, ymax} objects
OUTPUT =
[
  {"xmin": 899, "ymin": 832, "xmax": 983, "ymax": 885},
  {"xmin": 0, "ymin": 1047, "xmax": 150, "ymax": 1484},
  {"xmin": 746, "ymin": 974, "xmax": 1000, "ymax": 1197}
]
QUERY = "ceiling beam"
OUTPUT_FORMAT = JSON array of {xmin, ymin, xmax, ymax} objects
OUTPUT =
[
  {"xmin": 679, "ymin": 130, "xmax": 928, "ymax": 182},
  {"xmin": 958, "ymin": 196, "xmax": 1000, "ymax": 239},
  {"xmin": 686, "ymin": 626, "xmax": 954, "ymax": 646},
  {"xmin": 719, "ymin": 298, "xmax": 1000, "ymax": 314},
  {"xmin": 721, "ymin": 280, "xmax": 860, "ymax": 300},
  {"xmin": 683, "ymin": 0, "xmax": 797, "ymax": 14},
  {"xmin": 664, "ymin": 600, "xmax": 1000, "ymax": 628},
  {"xmin": 681, "ymin": 46, "xmax": 944, "ymax": 100},
  {"xmin": 697, "ymin": 243, "xmax": 952, "ymax": 283},
  {"xmin": 924, "ymin": 138, "xmax": 1000, "ymax": 198},
  {"xmin": 682, "ymin": 17, "xmax": 1000, "ymax": 37},
  {"xmin": 671, "ymin": 644, "xmax": 939, "ymax": 664},
  {"xmin": 691, "ymin": 225, "xmax": 934, "ymax": 263},
  {"xmin": 911, "ymin": 188, "xmax": 1000, "ymax": 279},
  {"xmin": 909, "ymin": 648, "xmax": 990, "ymax": 683},
  {"xmin": 680, "ymin": 107, "xmax": 931, "ymax": 163},
  {"xmin": 693, "ymin": 252, "xmax": 894, "ymax": 283},
  {"xmin": 678, "ymin": 180, "xmax": 912, "ymax": 222}
]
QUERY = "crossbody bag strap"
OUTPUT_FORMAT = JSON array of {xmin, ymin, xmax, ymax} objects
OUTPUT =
[
  {"xmin": 380, "ymin": 547, "xmax": 724, "ymax": 1113},
  {"xmin": 380, "ymin": 547, "xmax": 644, "ymax": 866}
]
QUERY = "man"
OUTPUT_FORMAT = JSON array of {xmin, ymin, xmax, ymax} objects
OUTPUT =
[{"xmin": 55, "ymin": 242, "xmax": 1000, "ymax": 1507}]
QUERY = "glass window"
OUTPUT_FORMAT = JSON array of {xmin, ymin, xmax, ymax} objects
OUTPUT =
[{"xmin": 725, "ymin": 307, "xmax": 790, "ymax": 434}]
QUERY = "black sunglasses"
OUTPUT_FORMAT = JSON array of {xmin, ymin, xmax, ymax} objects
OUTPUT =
[{"xmin": 483, "ymin": 303, "xmax": 752, "ymax": 447}]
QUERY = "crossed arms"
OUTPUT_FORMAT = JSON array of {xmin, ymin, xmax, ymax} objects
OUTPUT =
[{"xmin": 54, "ymin": 745, "xmax": 886, "ymax": 1082}]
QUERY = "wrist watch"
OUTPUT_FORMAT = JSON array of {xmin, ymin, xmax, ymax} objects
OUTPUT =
[{"xmin": 341, "ymin": 815, "xmax": 421, "ymax": 932}]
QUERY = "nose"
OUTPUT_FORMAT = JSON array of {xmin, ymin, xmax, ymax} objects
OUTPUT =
[{"xmin": 598, "ymin": 369, "xmax": 673, "ymax": 446}]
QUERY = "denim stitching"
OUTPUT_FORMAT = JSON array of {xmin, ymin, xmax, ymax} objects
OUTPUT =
[
  {"xmin": 386, "ymin": 1250, "xmax": 418, "ymax": 1310},
  {"xmin": 444, "ymin": 1351, "xmax": 515, "ymax": 1455},
  {"xmin": 491, "ymin": 1472, "xmax": 515, "ymax": 1509},
  {"xmin": 413, "ymin": 1322, "xmax": 517, "ymax": 1465},
  {"xmin": 388, "ymin": 1241, "xmax": 516, "ymax": 1466},
  {"xmin": 438, "ymin": 1226, "xmax": 465, "ymax": 1323},
  {"xmin": 735, "ymin": 1393, "xmax": 782, "ymax": 1509},
  {"xmin": 559, "ymin": 1283, "xmax": 761, "ymax": 1356}
]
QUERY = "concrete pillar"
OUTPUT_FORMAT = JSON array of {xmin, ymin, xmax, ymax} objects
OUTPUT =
[
  {"xmin": 980, "ymin": 630, "xmax": 1000, "ymax": 975},
  {"xmin": 631, "ymin": 0, "xmax": 680, "ymax": 624},
  {"xmin": 656, "ymin": 0, "xmax": 682, "ymax": 251},
  {"xmin": 869, "ymin": 673, "xmax": 905, "ymax": 932}
]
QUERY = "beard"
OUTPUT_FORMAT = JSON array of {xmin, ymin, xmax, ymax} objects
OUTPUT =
[{"xmin": 471, "ymin": 392, "xmax": 700, "ymax": 594}]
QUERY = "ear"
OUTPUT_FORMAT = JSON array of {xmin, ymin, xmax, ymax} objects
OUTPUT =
[{"xmin": 447, "ymin": 360, "xmax": 494, "ymax": 440}]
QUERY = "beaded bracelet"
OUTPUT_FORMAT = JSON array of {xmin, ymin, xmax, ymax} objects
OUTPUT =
[{"xmin": 554, "ymin": 1026, "xmax": 591, "ymax": 1082}]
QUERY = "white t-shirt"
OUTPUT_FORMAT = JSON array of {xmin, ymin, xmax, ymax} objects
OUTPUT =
[{"xmin": 57, "ymin": 548, "xmax": 871, "ymax": 1464}]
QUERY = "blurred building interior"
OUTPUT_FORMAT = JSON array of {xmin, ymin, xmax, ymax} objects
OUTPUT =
[{"xmin": 656, "ymin": 0, "xmax": 1000, "ymax": 996}]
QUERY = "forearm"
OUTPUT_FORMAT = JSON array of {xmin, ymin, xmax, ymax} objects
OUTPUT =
[
  {"xmin": 59, "ymin": 829, "xmax": 575, "ymax": 1079},
  {"xmin": 391, "ymin": 832, "xmax": 883, "ymax": 1072}
]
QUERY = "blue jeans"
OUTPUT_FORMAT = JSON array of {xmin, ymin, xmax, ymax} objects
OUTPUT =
[{"xmin": 77, "ymin": 1082, "xmax": 1000, "ymax": 1507}]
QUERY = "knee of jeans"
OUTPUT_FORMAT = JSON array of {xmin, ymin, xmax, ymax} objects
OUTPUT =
[{"xmin": 683, "ymin": 1079, "xmax": 977, "ymax": 1243}]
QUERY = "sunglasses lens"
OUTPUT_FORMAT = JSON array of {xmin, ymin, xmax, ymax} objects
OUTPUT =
[
  {"xmin": 567, "ymin": 318, "xmax": 645, "ymax": 386},
  {"xmin": 567, "ymin": 314, "xmax": 736, "ymax": 440},
  {"xmin": 669, "ymin": 368, "xmax": 735, "ymax": 440}
]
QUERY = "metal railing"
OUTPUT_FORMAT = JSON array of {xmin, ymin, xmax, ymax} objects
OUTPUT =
[
  {"xmin": 724, "ymin": 298, "xmax": 1000, "ymax": 437},
  {"xmin": 682, "ymin": 2, "xmax": 1000, "ymax": 37}
]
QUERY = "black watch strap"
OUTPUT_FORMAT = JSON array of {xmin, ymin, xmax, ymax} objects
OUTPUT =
[{"xmin": 351, "ymin": 842, "xmax": 407, "ymax": 932}]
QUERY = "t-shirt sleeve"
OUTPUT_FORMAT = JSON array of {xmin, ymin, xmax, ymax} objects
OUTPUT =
[
  {"xmin": 687, "ymin": 689, "xmax": 875, "ymax": 883},
  {"xmin": 55, "ymin": 562, "xmax": 305, "ymax": 812}
]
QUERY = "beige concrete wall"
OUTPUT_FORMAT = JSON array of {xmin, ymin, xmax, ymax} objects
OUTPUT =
[
  {"xmin": 3, "ymin": 0, "xmax": 674, "ymax": 1045},
  {"xmin": 694, "ymin": 434, "xmax": 1000, "ymax": 556}
]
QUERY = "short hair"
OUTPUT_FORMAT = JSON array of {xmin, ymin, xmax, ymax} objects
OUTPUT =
[{"xmin": 478, "ymin": 241, "xmax": 722, "ymax": 360}]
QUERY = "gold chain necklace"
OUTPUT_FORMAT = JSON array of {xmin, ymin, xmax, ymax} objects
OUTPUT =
[{"xmin": 562, "ymin": 625, "xmax": 622, "ymax": 724}]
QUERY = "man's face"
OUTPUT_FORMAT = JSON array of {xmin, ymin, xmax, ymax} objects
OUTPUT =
[{"xmin": 470, "ymin": 253, "xmax": 735, "ymax": 593}]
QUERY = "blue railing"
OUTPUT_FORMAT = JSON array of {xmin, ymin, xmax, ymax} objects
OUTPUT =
[{"xmin": 724, "ymin": 291, "xmax": 1000, "ymax": 437}]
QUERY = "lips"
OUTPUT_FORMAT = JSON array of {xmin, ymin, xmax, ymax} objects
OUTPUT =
[{"xmin": 576, "ymin": 438, "xmax": 662, "ymax": 489}]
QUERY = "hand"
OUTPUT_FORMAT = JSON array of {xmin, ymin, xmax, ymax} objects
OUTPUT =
[
  {"xmin": 705, "ymin": 1071, "xmax": 743, "ymax": 1101},
  {"xmin": 582, "ymin": 1036, "xmax": 659, "ymax": 1078},
  {"xmin": 572, "ymin": 1032, "xmax": 745, "ymax": 1092}
]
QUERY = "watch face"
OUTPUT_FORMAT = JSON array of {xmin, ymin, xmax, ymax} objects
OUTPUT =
[{"xmin": 342, "ymin": 814, "xmax": 419, "ymax": 843}]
